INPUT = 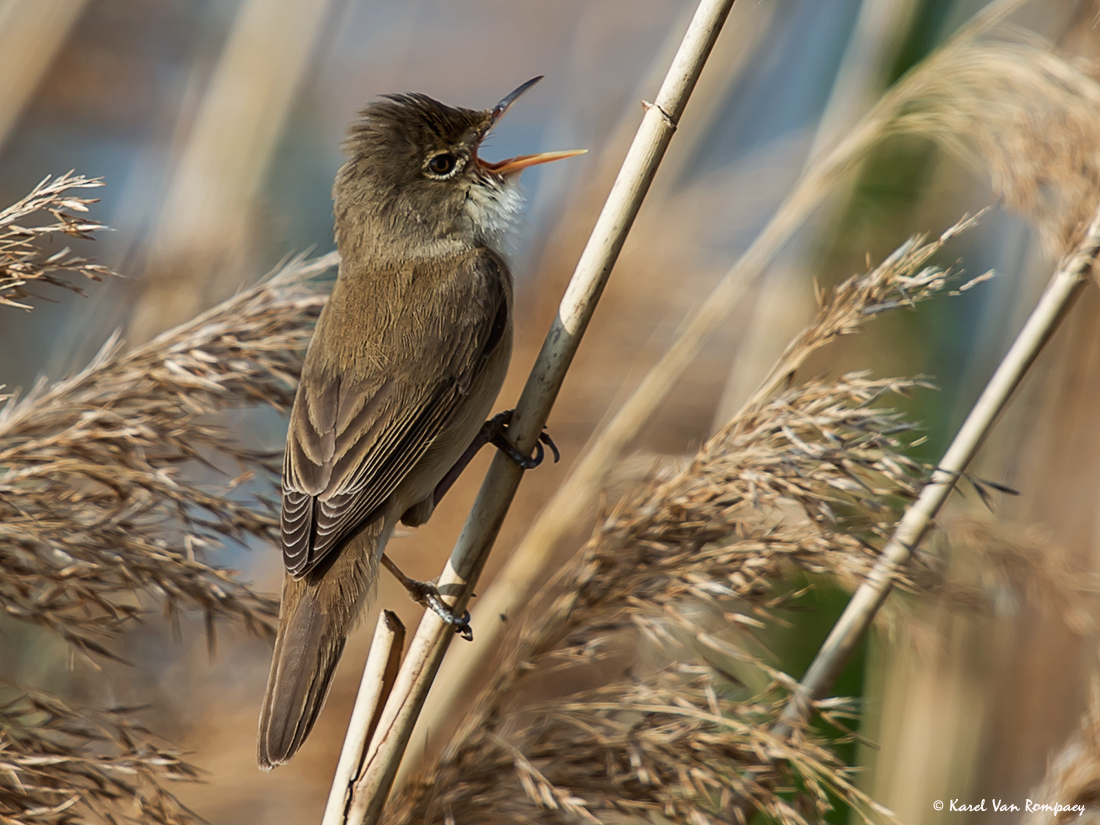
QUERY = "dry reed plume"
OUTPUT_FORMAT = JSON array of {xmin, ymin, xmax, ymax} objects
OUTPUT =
[
  {"xmin": 0, "ymin": 173, "xmax": 115, "ymax": 310},
  {"xmin": 0, "ymin": 250, "xmax": 336, "ymax": 658},
  {"xmin": 388, "ymin": 223, "xmax": 978, "ymax": 825},
  {"xmin": 0, "ymin": 173, "xmax": 338, "ymax": 823},
  {"xmin": 0, "ymin": 688, "xmax": 201, "ymax": 825}
]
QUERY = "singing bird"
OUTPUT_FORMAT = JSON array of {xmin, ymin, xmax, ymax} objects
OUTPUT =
[{"xmin": 257, "ymin": 77, "xmax": 582, "ymax": 769}]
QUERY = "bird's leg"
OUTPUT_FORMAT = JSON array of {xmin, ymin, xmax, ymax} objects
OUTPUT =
[
  {"xmin": 432, "ymin": 433, "xmax": 488, "ymax": 507},
  {"xmin": 399, "ymin": 413, "xmax": 556, "ymax": 641},
  {"xmin": 380, "ymin": 553, "xmax": 472, "ymax": 641},
  {"xmin": 432, "ymin": 409, "xmax": 560, "ymax": 507}
]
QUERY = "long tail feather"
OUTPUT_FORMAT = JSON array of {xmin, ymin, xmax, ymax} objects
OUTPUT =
[{"xmin": 258, "ymin": 524, "xmax": 380, "ymax": 769}]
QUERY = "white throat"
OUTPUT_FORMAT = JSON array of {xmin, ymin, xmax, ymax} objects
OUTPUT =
[{"xmin": 463, "ymin": 176, "xmax": 524, "ymax": 259}]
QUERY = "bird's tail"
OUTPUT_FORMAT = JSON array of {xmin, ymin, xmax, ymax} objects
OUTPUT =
[{"xmin": 257, "ymin": 524, "xmax": 380, "ymax": 770}]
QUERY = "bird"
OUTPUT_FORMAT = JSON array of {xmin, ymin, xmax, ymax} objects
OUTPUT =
[{"xmin": 257, "ymin": 76, "xmax": 583, "ymax": 770}]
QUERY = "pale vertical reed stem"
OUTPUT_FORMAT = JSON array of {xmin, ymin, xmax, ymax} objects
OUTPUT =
[
  {"xmin": 775, "ymin": 200, "xmax": 1100, "ymax": 736},
  {"xmin": 129, "ymin": 0, "xmax": 337, "ymax": 342},
  {"xmin": 335, "ymin": 0, "xmax": 740, "ymax": 821},
  {"xmin": 0, "ymin": 0, "xmax": 89, "ymax": 151},
  {"xmin": 322, "ymin": 611, "xmax": 405, "ymax": 825}
]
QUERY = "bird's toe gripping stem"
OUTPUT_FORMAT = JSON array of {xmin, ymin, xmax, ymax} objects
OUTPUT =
[
  {"xmin": 483, "ymin": 409, "xmax": 560, "ymax": 470},
  {"xmin": 409, "ymin": 581, "xmax": 473, "ymax": 641},
  {"xmin": 381, "ymin": 554, "xmax": 472, "ymax": 640}
]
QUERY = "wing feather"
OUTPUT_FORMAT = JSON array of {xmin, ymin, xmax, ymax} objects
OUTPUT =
[{"xmin": 280, "ymin": 252, "xmax": 507, "ymax": 577}]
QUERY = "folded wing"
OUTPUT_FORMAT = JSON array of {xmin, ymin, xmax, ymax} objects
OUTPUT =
[{"xmin": 280, "ymin": 252, "xmax": 507, "ymax": 578}]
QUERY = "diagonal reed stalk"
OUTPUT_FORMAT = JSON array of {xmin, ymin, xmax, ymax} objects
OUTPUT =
[
  {"xmin": 327, "ymin": 0, "xmax": 740, "ymax": 821},
  {"xmin": 773, "ymin": 199, "xmax": 1100, "ymax": 736}
]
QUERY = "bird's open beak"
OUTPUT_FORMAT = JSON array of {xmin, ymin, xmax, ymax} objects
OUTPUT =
[
  {"xmin": 490, "ymin": 76, "xmax": 544, "ymax": 124},
  {"xmin": 477, "ymin": 76, "xmax": 586, "ymax": 176},
  {"xmin": 478, "ymin": 149, "xmax": 587, "ymax": 175}
]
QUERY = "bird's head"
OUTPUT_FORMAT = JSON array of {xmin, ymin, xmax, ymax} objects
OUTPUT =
[{"xmin": 335, "ymin": 77, "xmax": 584, "ymax": 258}]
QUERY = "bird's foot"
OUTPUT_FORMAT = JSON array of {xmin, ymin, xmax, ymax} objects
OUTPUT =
[
  {"xmin": 381, "ymin": 554, "xmax": 472, "ymax": 641},
  {"xmin": 407, "ymin": 580, "xmax": 473, "ymax": 641},
  {"xmin": 482, "ymin": 409, "xmax": 560, "ymax": 470}
]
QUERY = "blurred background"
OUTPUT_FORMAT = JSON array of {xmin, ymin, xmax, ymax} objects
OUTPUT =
[{"xmin": 2, "ymin": 0, "xmax": 1100, "ymax": 822}]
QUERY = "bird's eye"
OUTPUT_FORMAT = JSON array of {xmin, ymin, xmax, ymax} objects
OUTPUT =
[{"xmin": 427, "ymin": 153, "xmax": 458, "ymax": 177}]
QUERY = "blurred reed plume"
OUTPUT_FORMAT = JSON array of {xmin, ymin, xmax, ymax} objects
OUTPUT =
[
  {"xmin": 1022, "ymin": 679, "xmax": 1100, "ymax": 825},
  {"xmin": 934, "ymin": 511, "xmax": 1100, "ymax": 637},
  {"xmin": 0, "ymin": 173, "xmax": 115, "ymax": 310},
  {"xmin": 388, "ymin": 224, "xmax": 976, "ymax": 825},
  {"xmin": 0, "ymin": 171, "xmax": 337, "ymax": 823},
  {"xmin": 849, "ymin": 14, "xmax": 1100, "ymax": 818},
  {"xmin": 887, "ymin": 27, "xmax": 1100, "ymax": 256}
]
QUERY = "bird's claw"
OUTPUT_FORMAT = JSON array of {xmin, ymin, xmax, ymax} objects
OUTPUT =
[
  {"xmin": 407, "ymin": 579, "xmax": 473, "ymax": 641},
  {"xmin": 484, "ymin": 409, "xmax": 560, "ymax": 470}
]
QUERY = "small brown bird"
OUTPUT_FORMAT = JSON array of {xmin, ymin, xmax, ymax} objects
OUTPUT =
[{"xmin": 257, "ymin": 77, "xmax": 582, "ymax": 769}]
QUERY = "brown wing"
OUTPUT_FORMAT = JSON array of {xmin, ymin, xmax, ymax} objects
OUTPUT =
[{"xmin": 280, "ymin": 251, "xmax": 508, "ymax": 578}]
